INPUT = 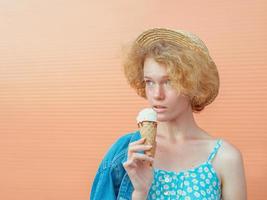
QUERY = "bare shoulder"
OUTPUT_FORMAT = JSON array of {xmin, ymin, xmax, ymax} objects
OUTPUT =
[
  {"xmin": 219, "ymin": 138, "xmax": 244, "ymax": 162},
  {"xmin": 202, "ymin": 133, "xmax": 243, "ymax": 159},
  {"xmin": 216, "ymin": 138, "xmax": 245, "ymax": 184},
  {"xmin": 214, "ymin": 138, "xmax": 248, "ymax": 198}
]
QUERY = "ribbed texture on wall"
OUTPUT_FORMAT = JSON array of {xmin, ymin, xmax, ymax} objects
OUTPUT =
[{"xmin": 0, "ymin": 0, "xmax": 266, "ymax": 199}]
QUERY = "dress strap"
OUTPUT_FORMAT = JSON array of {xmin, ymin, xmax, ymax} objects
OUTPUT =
[{"xmin": 207, "ymin": 139, "xmax": 222, "ymax": 163}]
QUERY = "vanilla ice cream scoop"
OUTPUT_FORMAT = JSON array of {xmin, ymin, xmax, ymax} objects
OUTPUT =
[{"xmin": 136, "ymin": 108, "xmax": 157, "ymax": 124}]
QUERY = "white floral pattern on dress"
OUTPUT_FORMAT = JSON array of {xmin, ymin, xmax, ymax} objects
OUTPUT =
[{"xmin": 147, "ymin": 139, "xmax": 222, "ymax": 200}]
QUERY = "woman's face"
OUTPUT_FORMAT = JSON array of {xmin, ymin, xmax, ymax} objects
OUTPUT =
[{"xmin": 143, "ymin": 57, "xmax": 191, "ymax": 122}]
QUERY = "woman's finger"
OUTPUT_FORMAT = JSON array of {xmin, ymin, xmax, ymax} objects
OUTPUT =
[
  {"xmin": 129, "ymin": 138, "xmax": 146, "ymax": 147},
  {"xmin": 128, "ymin": 144, "xmax": 152, "ymax": 155},
  {"xmin": 123, "ymin": 160, "xmax": 138, "ymax": 169},
  {"xmin": 130, "ymin": 152, "xmax": 154, "ymax": 163}
]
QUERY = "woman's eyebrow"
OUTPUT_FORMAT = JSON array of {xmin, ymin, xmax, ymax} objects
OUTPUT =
[{"xmin": 144, "ymin": 75, "xmax": 169, "ymax": 79}]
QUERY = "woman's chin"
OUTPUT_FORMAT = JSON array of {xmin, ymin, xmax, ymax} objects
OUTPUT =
[
  {"xmin": 157, "ymin": 113, "xmax": 178, "ymax": 122},
  {"xmin": 156, "ymin": 116, "xmax": 170, "ymax": 122}
]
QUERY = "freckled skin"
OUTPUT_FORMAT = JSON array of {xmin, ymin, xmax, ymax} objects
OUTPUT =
[{"xmin": 143, "ymin": 57, "xmax": 191, "ymax": 123}]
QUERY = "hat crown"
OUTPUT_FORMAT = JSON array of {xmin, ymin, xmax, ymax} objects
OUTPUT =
[
  {"xmin": 175, "ymin": 29, "xmax": 209, "ymax": 53},
  {"xmin": 136, "ymin": 28, "xmax": 209, "ymax": 55}
]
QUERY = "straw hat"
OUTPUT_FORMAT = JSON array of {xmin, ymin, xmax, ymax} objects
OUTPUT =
[{"xmin": 135, "ymin": 27, "xmax": 210, "ymax": 57}]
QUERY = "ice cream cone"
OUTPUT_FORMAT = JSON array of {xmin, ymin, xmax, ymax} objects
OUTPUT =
[
  {"xmin": 136, "ymin": 108, "xmax": 158, "ymax": 159},
  {"xmin": 138, "ymin": 121, "xmax": 157, "ymax": 157}
]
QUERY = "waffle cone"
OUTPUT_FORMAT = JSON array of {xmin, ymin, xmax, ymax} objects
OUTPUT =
[{"xmin": 138, "ymin": 121, "xmax": 157, "ymax": 158}]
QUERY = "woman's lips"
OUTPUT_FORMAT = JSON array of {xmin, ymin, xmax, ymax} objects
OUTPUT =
[{"xmin": 153, "ymin": 106, "xmax": 167, "ymax": 113}]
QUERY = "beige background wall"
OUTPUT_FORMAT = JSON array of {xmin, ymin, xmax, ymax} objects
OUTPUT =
[{"xmin": 0, "ymin": 0, "xmax": 266, "ymax": 199}]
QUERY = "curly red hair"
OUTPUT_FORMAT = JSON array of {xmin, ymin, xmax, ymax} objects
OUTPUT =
[{"xmin": 122, "ymin": 28, "xmax": 220, "ymax": 113}]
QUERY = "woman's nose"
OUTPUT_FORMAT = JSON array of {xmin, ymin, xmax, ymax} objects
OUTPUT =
[{"xmin": 153, "ymin": 84, "xmax": 165, "ymax": 100}]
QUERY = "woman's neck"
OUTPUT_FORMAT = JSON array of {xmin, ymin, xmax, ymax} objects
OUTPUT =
[{"xmin": 157, "ymin": 112, "xmax": 202, "ymax": 143}]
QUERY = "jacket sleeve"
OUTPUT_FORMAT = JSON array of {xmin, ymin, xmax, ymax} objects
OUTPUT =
[
  {"xmin": 90, "ymin": 132, "xmax": 135, "ymax": 200},
  {"xmin": 90, "ymin": 166, "xmax": 117, "ymax": 200}
]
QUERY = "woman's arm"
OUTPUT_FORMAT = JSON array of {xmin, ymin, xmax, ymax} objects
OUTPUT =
[{"xmin": 221, "ymin": 141, "xmax": 247, "ymax": 200}]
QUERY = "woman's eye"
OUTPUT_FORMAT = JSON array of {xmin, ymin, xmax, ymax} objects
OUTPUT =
[
  {"xmin": 145, "ymin": 80, "xmax": 153, "ymax": 85},
  {"xmin": 164, "ymin": 80, "xmax": 171, "ymax": 85}
]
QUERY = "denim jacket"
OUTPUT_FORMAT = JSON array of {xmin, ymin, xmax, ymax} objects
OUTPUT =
[{"xmin": 90, "ymin": 130, "xmax": 142, "ymax": 200}]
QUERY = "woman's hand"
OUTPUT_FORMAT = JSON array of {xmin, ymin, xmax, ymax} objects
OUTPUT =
[{"xmin": 122, "ymin": 137, "xmax": 154, "ymax": 197}]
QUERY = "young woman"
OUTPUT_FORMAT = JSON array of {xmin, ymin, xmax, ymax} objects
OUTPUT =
[{"xmin": 90, "ymin": 28, "xmax": 247, "ymax": 200}]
